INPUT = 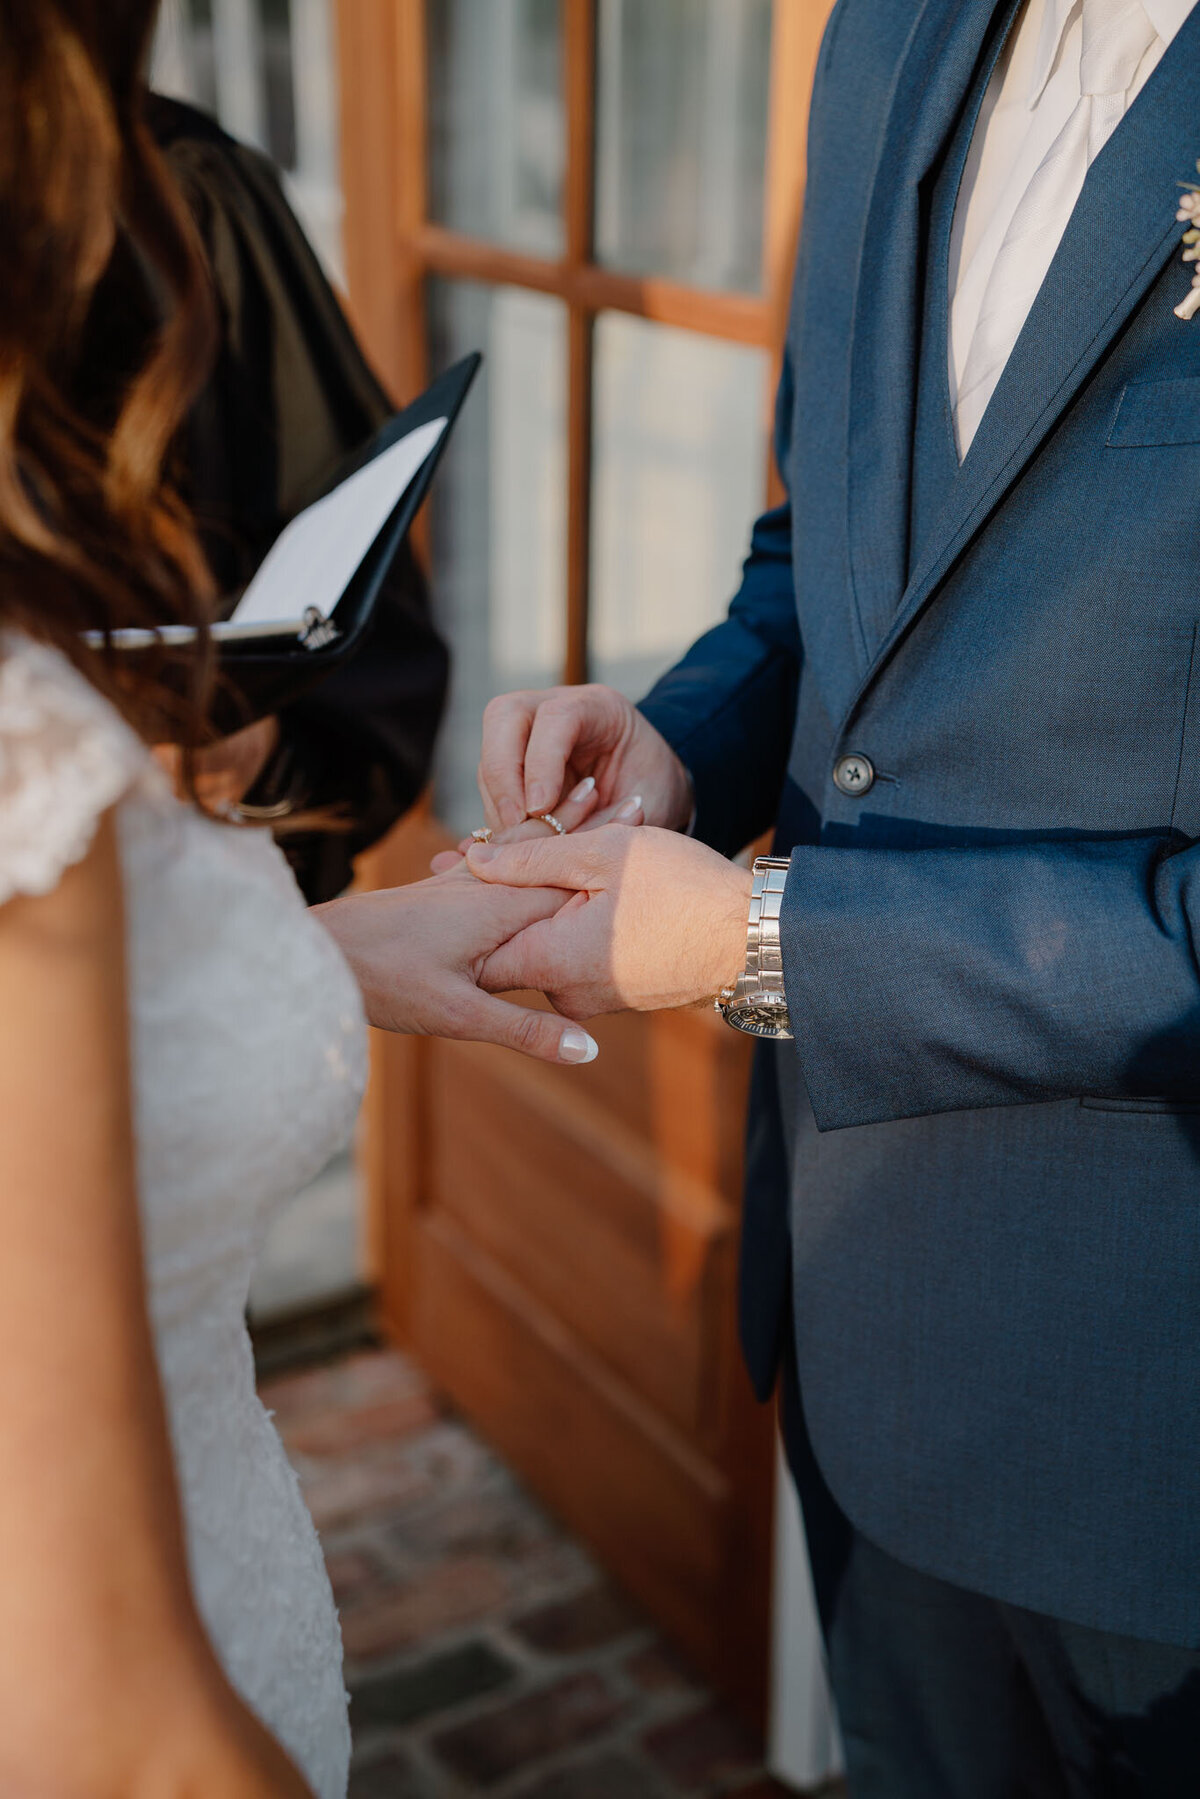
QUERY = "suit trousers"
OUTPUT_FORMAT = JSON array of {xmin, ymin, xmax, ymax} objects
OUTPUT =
[{"xmin": 780, "ymin": 1348, "xmax": 1200, "ymax": 1798}]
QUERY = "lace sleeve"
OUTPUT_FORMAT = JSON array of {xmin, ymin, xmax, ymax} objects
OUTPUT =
[{"xmin": 0, "ymin": 632, "xmax": 154, "ymax": 906}]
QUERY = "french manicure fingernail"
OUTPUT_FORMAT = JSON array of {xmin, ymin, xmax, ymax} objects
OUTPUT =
[
  {"xmin": 526, "ymin": 785, "xmax": 548, "ymax": 814},
  {"xmin": 559, "ymin": 1027, "xmax": 600, "ymax": 1064},
  {"xmin": 569, "ymin": 776, "xmax": 596, "ymax": 803},
  {"xmin": 467, "ymin": 843, "xmax": 497, "ymax": 864},
  {"xmin": 615, "ymin": 794, "xmax": 643, "ymax": 821}
]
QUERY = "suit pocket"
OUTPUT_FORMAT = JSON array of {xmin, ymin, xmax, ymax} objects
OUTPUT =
[
  {"xmin": 1107, "ymin": 378, "xmax": 1200, "ymax": 447},
  {"xmin": 1171, "ymin": 624, "xmax": 1200, "ymax": 837}
]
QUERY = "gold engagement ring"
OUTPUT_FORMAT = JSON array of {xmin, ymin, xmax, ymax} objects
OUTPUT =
[
  {"xmin": 535, "ymin": 812, "xmax": 566, "ymax": 835},
  {"xmin": 470, "ymin": 826, "xmax": 494, "ymax": 844}
]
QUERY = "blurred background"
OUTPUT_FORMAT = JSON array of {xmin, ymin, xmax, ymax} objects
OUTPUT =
[{"xmin": 152, "ymin": 4, "xmax": 839, "ymax": 1792}]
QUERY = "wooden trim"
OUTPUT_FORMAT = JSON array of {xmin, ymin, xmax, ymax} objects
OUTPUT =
[
  {"xmin": 336, "ymin": 0, "xmax": 406, "ymax": 1322},
  {"xmin": 572, "ymin": 263, "xmax": 769, "ymax": 344},
  {"xmin": 565, "ymin": 309, "xmax": 594, "ymax": 684},
  {"xmin": 563, "ymin": 0, "xmax": 597, "ymax": 684},
  {"xmin": 760, "ymin": 0, "xmax": 835, "ymax": 502},
  {"xmin": 763, "ymin": 0, "xmax": 827, "ymax": 339},
  {"xmin": 408, "ymin": 225, "xmax": 772, "ymax": 345},
  {"xmin": 564, "ymin": 0, "xmax": 596, "ymax": 268},
  {"xmin": 363, "ymin": 809, "xmax": 456, "ymax": 1342},
  {"xmin": 334, "ymin": 0, "xmax": 402, "ymax": 390},
  {"xmin": 392, "ymin": 0, "xmax": 430, "ymax": 404}
]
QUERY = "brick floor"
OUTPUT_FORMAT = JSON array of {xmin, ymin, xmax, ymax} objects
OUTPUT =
[{"xmin": 260, "ymin": 1345, "xmax": 848, "ymax": 1799}]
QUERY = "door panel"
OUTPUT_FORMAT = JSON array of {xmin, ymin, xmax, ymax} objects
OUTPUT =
[
  {"xmin": 430, "ymin": 1040, "xmax": 731, "ymax": 1437},
  {"xmin": 339, "ymin": 0, "xmax": 835, "ymax": 1730},
  {"xmin": 414, "ymin": 1203, "xmax": 765, "ymax": 1715}
]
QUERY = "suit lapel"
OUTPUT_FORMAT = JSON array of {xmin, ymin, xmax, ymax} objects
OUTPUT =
[
  {"xmin": 854, "ymin": 2, "xmax": 1200, "ymax": 705},
  {"xmin": 845, "ymin": 0, "xmax": 1017, "ymax": 661}
]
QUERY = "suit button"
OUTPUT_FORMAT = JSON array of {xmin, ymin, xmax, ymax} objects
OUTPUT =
[{"xmin": 833, "ymin": 753, "xmax": 875, "ymax": 796}]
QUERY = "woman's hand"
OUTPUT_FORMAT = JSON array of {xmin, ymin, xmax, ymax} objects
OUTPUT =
[
  {"xmin": 314, "ymin": 868, "xmax": 600, "ymax": 1064},
  {"xmin": 465, "ymin": 826, "xmax": 753, "ymax": 1019},
  {"xmin": 475, "ymin": 684, "xmax": 694, "ymax": 834}
]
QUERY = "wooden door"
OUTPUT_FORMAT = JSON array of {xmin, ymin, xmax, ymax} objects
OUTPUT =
[{"xmin": 337, "ymin": 0, "xmax": 830, "ymax": 1729}]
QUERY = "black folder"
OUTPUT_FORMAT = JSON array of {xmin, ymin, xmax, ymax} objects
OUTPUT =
[{"xmin": 96, "ymin": 353, "xmax": 480, "ymax": 733}]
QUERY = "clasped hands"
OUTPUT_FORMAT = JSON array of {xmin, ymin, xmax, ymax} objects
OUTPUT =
[{"xmin": 316, "ymin": 685, "xmax": 753, "ymax": 1063}]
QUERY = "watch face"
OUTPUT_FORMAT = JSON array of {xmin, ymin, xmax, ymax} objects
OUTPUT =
[{"xmin": 727, "ymin": 1002, "xmax": 793, "ymax": 1041}]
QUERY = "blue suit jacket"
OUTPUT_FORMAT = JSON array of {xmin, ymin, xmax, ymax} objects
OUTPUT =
[{"xmin": 640, "ymin": 0, "xmax": 1200, "ymax": 1645}]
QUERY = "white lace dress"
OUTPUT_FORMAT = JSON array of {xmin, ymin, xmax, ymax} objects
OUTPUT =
[{"xmin": 0, "ymin": 631, "xmax": 366, "ymax": 1798}]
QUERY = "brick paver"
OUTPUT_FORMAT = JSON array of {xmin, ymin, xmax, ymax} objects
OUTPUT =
[{"xmin": 260, "ymin": 1345, "xmax": 846, "ymax": 1798}]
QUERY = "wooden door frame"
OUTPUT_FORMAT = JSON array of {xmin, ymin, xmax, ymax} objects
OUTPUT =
[
  {"xmin": 341, "ymin": 0, "xmax": 827, "ymax": 1316},
  {"xmin": 337, "ymin": 0, "xmax": 834, "ymax": 1724}
]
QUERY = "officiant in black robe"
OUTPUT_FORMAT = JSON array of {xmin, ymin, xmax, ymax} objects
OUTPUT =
[{"xmin": 84, "ymin": 93, "xmax": 449, "ymax": 904}]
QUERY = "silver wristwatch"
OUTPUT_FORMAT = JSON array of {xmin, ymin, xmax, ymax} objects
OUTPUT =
[{"xmin": 716, "ymin": 856, "xmax": 794, "ymax": 1040}]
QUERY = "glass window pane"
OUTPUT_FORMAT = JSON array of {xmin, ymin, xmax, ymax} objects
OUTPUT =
[
  {"xmin": 153, "ymin": 0, "xmax": 218, "ymax": 115},
  {"xmin": 589, "ymin": 314, "xmax": 768, "ymax": 701},
  {"xmin": 595, "ymin": 0, "xmax": 772, "ymax": 293},
  {"xmin": 259, "ymin": 0, "xmax": 298, "ymax": 171},
  {"xmin": 428, "ymin": 0, "xmax": 564, "ymax": 257},
  {"xmin": 428, "ymin": 281, "xmax": 567, "ymax": 836}
]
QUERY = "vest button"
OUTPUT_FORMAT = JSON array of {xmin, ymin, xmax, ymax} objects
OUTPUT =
[{"xmin": 833, "ymin": 753, "xmax": 875, "ymax": 796}]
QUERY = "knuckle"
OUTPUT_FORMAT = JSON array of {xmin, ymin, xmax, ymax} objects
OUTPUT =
[
  {"xmin": 506, "ymin": 1008, "xmax": 547, "ymax": 1054},
  {"xmin": 539, "ymin": 691, "xmax": 575, "ymax": 717},
  {"xmin": 584, "ymin": 682, "xmax": 626, "ymax": 710}
]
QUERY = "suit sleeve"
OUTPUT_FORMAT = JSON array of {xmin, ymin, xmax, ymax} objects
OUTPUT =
[
  {"xmin": 782, "ymin": 832, "xmax": 1200, "ymax": 1130},
  {"xmin": 637, "ymin": 349, "xmax": 802, "ymax": 859}
]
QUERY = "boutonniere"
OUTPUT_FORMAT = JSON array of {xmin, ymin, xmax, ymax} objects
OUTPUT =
[{"xmin": 1175, "ymin": 164, "xmax": 1200, "ymax": 319}]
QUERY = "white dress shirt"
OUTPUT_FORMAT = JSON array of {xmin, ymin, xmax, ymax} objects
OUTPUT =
[{"xmin": 949, "ymin": 0, "xmax": 1195, "ymax": 455}]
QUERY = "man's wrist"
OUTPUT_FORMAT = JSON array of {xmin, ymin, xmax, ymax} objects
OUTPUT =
[
  {"xmin": 715, "ymin": 856, "xmax": 794, "ymax": 1039},
  {"xmin": 715, "ymin": 865, "xmax": 755, "ymax": 994}
]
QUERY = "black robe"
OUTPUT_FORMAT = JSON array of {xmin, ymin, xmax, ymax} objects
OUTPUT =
[{"xmin": 105, "ymin": 95, "xmax": 449, "ymax": 901}]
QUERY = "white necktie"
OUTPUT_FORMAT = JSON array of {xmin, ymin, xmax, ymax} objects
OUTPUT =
[{"xmin": 955, "ymin": 0, "xmax": 1157, "ymax": 449}]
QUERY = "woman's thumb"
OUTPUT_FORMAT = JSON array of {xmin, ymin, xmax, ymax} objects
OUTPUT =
[{"xmin": 466, "ymin": 835, "xmax": 587, "ymax": 889}]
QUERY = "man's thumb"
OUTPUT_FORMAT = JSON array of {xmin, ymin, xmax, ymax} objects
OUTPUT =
[{"xmin": 466, "ymin": 993, "xmax": 599, "ymax": 1066}]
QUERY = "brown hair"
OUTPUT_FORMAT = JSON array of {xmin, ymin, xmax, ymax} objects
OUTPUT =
[{"xmin": 0, "ymin": 0, "xmax": 216, "ymax": 743}]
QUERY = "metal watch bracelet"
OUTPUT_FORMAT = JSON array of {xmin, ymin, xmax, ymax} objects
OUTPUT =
[{"xmin": 715, "ymin": 856, "xmax": 794, "ymax": 1041}]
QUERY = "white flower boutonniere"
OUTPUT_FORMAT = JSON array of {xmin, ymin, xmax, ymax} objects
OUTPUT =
[{"xmin": 1175, "ymin": 166, "xmax": 1200, "ymax": 319}]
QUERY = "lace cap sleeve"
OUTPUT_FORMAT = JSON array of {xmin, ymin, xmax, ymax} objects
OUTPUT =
[{"xmin": 0, "ymin": 631, "xmax": 154, "ymax": 906}]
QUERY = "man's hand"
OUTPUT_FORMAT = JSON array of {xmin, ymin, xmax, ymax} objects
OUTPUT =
[
  {"xmin": 313, "ymin": 867, "xmax": 599, "ymax": 1064},
  {"xmin": 476, "ymin": 684, "xmax": 694, "ymax": 834},
  {"xmin": 465, "ymin": 826, "xmax": 753, "ymax": 1019}
]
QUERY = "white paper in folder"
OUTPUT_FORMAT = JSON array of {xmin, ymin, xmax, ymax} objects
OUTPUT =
[{"xmin": 227, "ymin": 414, "xmax": 448, "ymax": 635}]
